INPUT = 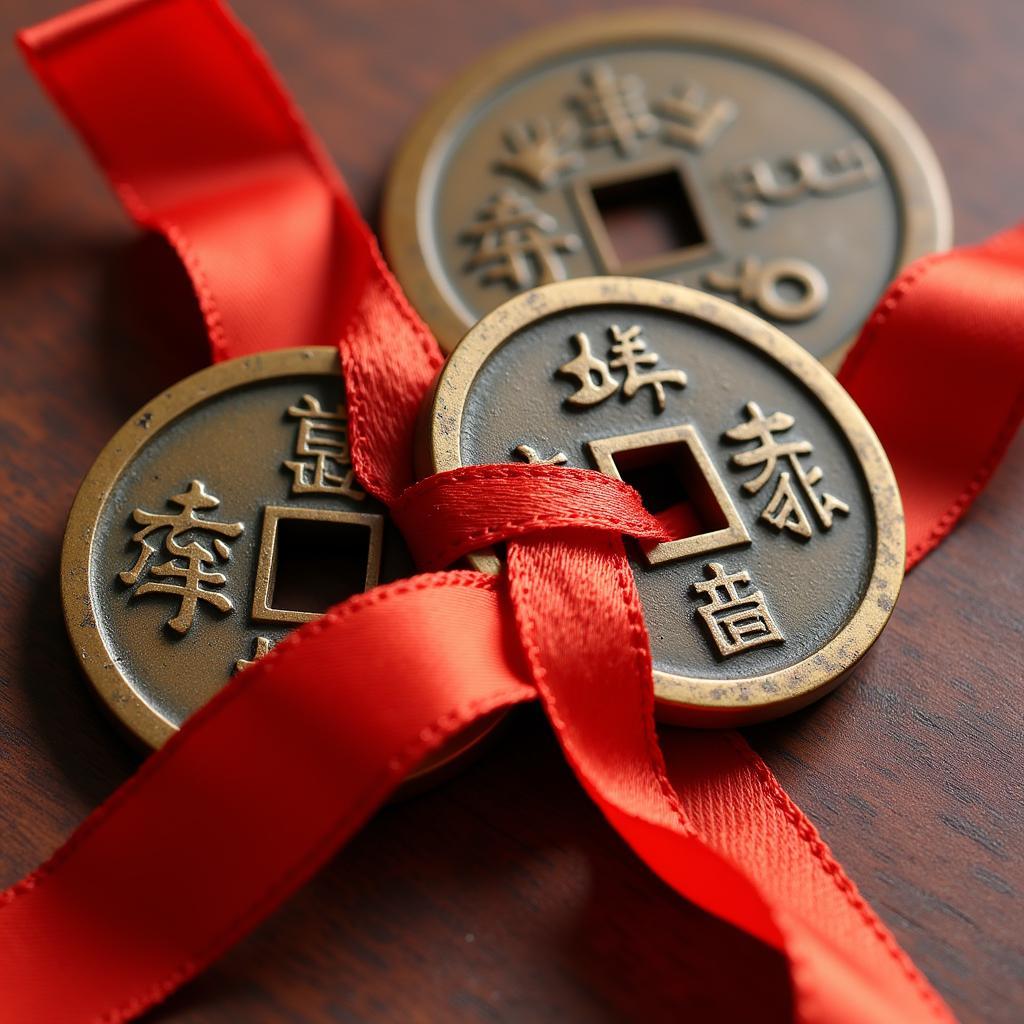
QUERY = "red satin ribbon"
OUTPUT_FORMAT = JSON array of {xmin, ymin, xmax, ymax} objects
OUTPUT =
[
  {"xmin": 0, "ymin": 574, "xmax": 535, "ymax": 1022},
  {"xmin": 8, "ymin": 1, "xmax": 1023, "ymax": 1022},
  {"xmin": 391, "ymin": 464, "xmax": 670, "ymax": 570},
  {"xmin": 838, "ymin": 231, "xmax": 1024, "ymax": 567}
]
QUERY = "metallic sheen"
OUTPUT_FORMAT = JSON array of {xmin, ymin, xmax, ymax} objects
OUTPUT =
[
  {"xmin": 385, "ymin": 9, "xmax": 951, "ymax": 368},
  {"xmin": 62, "ymin": 347, "xmax": 495, "ymax": 779},
  {"xmin": 420, "ymin": 279, "xmax": 906, "ymax": 725}
]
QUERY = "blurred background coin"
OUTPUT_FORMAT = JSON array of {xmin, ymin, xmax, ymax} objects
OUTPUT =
[{"xmin": 385, "ymin": 10, "xmax": 950, "ymax": 368}]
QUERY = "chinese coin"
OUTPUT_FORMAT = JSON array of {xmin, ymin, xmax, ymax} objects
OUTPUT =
[
  {"xmin": 420, "ymin": 279, "xmax": 905, "ymax": 725},
  {"xmin": 385, "ymin": 10, "xmax": 950, "ymax": 368},
  {"xmin": 62, "ymin": 347, "xmax": 495, "ymax": 778}
]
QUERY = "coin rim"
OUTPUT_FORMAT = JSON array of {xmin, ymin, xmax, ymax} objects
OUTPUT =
[
  {"xmin": 62, "ymin": 348, "xmax": 344, "ymax": 746},
  {"xmin": 61, "ymin": 346, "xmax": 499, "ymax": 772},
  {"xmin": 423, "ymin": 278, "xmax": 906, "ymax": 725},
  {"xmin": 383, "ymin": 8, "xmax": 952, "ymax": 367}
]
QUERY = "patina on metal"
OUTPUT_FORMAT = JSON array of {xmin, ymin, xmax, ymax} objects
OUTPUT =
[
  {"xmin": 62, "ymin": 347, "xmax": 495, "ymax": 779},
  {"xmin": 384, "ymin": 9, "xmax": 951, "ymax": 368},
  {"xmin": 419, "ymin": 279, "xmax": 905, "ymax": 725}
]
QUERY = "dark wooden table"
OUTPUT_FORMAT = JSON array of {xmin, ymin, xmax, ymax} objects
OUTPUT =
[{"xmin": 1, "ymin": 1, "xmax": 1021, "ymax": 1021}]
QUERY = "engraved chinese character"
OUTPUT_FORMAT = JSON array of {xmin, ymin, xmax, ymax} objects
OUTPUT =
[
  {"xmin": 608, "ymin": 324, "xmax": 688, "ymax": 411},
  {"xmin": 557, "ymin": 324, "xmax": 687, "ymax": 412},
  {"xmin": 461, "ymin": 189, "xmax": 581, "ymax": 290},
  {"xmin": 569, "ymin": 64, "xmax": 659, "ymax": 156},
  {"xmin": 494, "ymin": 118, "xmax": 583, "ymax": 190},
  {"xmin": 655, "ymin": 83, "xmax": 736, "ymax": 151},
  {"xmin": 558, "ymin": 331, "xmax": 620, "ymax": 406},
  {"xmin": 284, "ymin": 394, "xmax": 364, "ymax": 499},
  {"xmin": 703, "ymin": 256, "xmax": 828, "ymax": 322},
  {"xmin": 119, "ymin": 479, "xmax": 244, "ymax": 635},
  {"xmin": 729, "ymin": 139, "xmax": 881, "ymax": 226},
  {"xmin": 724, "ymin": 401, "xmax": 849, "ymax": 539},
  {"xmin": 692, "ymin": 562, "xmax": 784, "ymax": 657},
  {"xmin": 235, "ymin": 636, "xmax": 274, "ymax": 673},
  {"xmin": 514, "ymin": 443, "xmax": 568, "ymax": 466}
]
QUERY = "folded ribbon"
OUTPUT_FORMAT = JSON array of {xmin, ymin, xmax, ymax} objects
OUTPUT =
[
  {"xmin": 7, "ymin": 1, "xmax": 1022, "ymax": 1022},
  {"xmin": 390, "ymin": 464, "xmax": 670, "ymax": 570},
  {"xmin": 838, "ymin": 230, "xmax": 1024, "ymax": 567}
]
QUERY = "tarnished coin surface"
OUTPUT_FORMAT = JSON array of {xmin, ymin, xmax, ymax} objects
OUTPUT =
[
  {"xmin": 62, "ymin": 347, "xmax": 493, "ymax": 778},
  {"xmin": 385, "ymin": 10, "xmax": 950, "ymax": 368},
  {"xmin": 420, "ymin": 279, "xmax": 905, "ymax": 725}
]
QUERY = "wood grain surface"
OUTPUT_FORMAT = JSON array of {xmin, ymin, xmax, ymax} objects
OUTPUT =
[{"xmin": 1, "ymin": 1, "xmax": 1021, "ymax": 1021}]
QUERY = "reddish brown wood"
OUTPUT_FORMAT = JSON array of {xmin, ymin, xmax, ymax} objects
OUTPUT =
[{"xmin": 0, "ymin": 1, "xmax": 1021, "ymax": 1021}]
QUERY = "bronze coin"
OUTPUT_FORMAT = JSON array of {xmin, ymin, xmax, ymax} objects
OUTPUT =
[
  {"xmin": 62, "ymin": 347, "xmax": 496, "ymax": 780},
  {"xmin": 419, "ymin": 279, "xmax": 905, "ymax": 725},
  {"xmin": 385, "ymin": 10, "xmax": 950, "ymax": 369}
]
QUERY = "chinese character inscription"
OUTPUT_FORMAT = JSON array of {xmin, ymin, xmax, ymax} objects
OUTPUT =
[
  {"xmin": 558, "ymin": 324, "xmax": 687, "ymax": 412},
  {"xmin": 692, "ymin": 561, "xmax": 784, "ymax": 658},
  {"xmin": 284, "ymin": 394, "xmax": 364, "ymax": 500},
  {"xmin": 725, "ymin": 401, "xmax": 849, "ymax": 539},
  {"xmin": 494, "ymin": 119, "xmax": 583, "ymax": 190},
  {"xmin": 119, "ymin": 480, "xmax": 244, "ymax": 635},
  {"xmin": 461, "ymin": 190, "xmax": 581, "ymax": 290}
]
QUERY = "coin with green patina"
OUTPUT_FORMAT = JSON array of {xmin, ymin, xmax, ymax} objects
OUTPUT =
[
  {"xmin": 420, "ymin": 279, "xmax": 905, "ymax": 725},
  {"xmin": 385, "ymin": 10, "xmax": 950, "ymax": 368}
]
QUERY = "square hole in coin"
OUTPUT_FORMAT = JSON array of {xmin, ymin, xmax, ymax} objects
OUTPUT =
[
  {"xmin": 587, "ymin": 425, "xmax": 750, "ymax": 566},
  {"xmin": 272, "ymin": 517, "xmax": 370, "ymax": 614},
  {"xmin": 252, "ymin": 507, "xmax": 383, "ymax": 624},
  {"xmin": 612, "ymin": 441, "xmax": 729, "ymax": 542},
  {"xmin": 582, "ymin": 164, "xmax": 711, "ymax": 272}
]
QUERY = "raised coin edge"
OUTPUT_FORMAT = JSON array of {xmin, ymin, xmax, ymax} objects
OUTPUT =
[
  {"xmin": 383, "ymin": 7, "xmax": 953, "ymax": 367},
  {"xmin": 423, "ymin": 277, "xmax": 906, "ymax": 725}
]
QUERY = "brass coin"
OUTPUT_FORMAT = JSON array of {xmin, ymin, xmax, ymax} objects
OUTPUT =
[
  {"xmin": 385, "ymin": 10, "xmax": 950, "ymax": 368},
  {"xmin": 62, "ymin": 347, "xmax": 496, "ymax": 780},
  {"xmin": 420, "ymin": 279, "xmax": 905, "ymax": 725}
]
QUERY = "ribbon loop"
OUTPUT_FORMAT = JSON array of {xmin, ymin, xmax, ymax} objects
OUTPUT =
[
  {"xmin": 10, "ymin": 1, "xmax": 1022, "ymax": 1022},
  {"xmin": 391, "ymin": 463, "xmax": 669, "ymax": 571},
  {"xmin": 838, "ymin": 224, "xmax": 1024, "ymax": 568}
]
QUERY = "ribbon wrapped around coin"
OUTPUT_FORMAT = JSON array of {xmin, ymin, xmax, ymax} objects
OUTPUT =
[
  {"xmin": 3, "ymin": 2, "xmax": 1022, "ymax": 1023},
  {"xmin": 410, "ymin": 278, "xmax": 904, "ymax": 725},
  {"xmin": 62, "ymin": 346, "xmax": 500, "ymax": 784}
]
